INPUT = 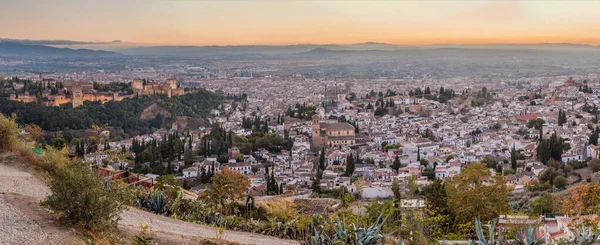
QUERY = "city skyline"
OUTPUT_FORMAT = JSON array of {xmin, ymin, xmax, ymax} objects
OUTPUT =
[{"xmin": 2, "ymin": 0, "xmax": 600, "ymax": 46}]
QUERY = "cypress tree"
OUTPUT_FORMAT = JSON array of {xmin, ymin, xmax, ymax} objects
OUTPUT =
[
  {"xmin": 510, "ymin": 144, "xmax": 517, "ymax": 170},
  {"xmin": 392, "ymin": 155, "xmax": 401, "ymax": 172},
  {"xmin": 319, "ymin": 148, "xmax": 326, "ymax": 171},
  {"xmin": 345, "ymin": 153, "xmax": 355, "ymax": 176},
  {"xmin": 312, "ymin": 168, "xmax": 322, "ymax": 194}
]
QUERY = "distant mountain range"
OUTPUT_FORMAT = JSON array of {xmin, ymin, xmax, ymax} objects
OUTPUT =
[
  {"xmin": 0, "ymin": 38, "xmax": 122, "ymax": 46},
  {"xmin": 118, "ymin": 42, "xmax": 600, "ymax": 56},
  {"xmin": 0, "ymin": 42, "xmax": 119, "ymax": 56},
  {"xmin": 2, "ymin": 38, "xmax": 600, "ymax": 57}
]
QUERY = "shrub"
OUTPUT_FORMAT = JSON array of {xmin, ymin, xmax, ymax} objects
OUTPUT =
[
  {"xmin": 590, "ymin": 159, "xmax": 600, "ymax": 172},
  {"xmin": 0, "ymin": 114, "xmax": 19, "ymax": 151},
  {"xmin": 554, "ymin": 175, "xmax": 568, "ymax": 189},
  {"xmin": 43, "ymin": 162, "xmax": 126, "ymax": 232}
]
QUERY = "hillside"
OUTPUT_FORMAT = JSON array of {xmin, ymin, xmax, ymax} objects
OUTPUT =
[
  {"xmin": 0, "ymin": 153, "xmax": 299, "ymax": 245},
  {"xmin": 0, "ymin": 89, "xmax": 223, "ymax": 135}
]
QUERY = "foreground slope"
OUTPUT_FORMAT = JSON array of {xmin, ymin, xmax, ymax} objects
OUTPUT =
[{"xmin": 0, "ymin": 153, "xmax": 299, "ymax": 245}]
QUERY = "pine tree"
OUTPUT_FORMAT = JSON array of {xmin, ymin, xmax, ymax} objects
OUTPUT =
[{"xmin": 416, "ymin": 147, "xmax": 421, "ymax": 161}]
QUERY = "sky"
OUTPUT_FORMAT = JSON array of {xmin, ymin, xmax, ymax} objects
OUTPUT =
[{"xmin": 2, "ymin": 0, "xmax": 600, "ymax": 46}]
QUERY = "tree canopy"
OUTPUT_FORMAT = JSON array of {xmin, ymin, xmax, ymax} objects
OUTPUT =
[{"xmin": 445, "ymin": 163, "xmax": 510, "ymax": 225}]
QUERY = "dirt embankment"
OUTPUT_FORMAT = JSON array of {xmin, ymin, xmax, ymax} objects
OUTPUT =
[{"xmin": 140, "ymin": 103, "xmax": 171, "ymax": 121}]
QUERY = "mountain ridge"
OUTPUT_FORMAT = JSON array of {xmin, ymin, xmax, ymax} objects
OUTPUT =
[{"xmin": 0, "ymin": 42, "xmax": 119, "ymax": 56}]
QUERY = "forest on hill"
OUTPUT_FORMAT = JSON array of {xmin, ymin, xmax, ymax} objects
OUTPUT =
[{"xmin": 0, "ymin": 89, "xmax": 223, "ymax": 135}]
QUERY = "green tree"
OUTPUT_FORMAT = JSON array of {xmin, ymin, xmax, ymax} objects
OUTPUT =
[
  {"xmin": 319, "ymin": 148, "xmax": 326, "ymax": 171},
  {"xmin": 201, "ymin": 167, "xmax": 250, "ymax": 213},
  {"xmin": 558, "ymin": 109, "xmax": 567, "ymax": 126},
  {"xmin": 391, "ymin": 178, "xmax": 403, "ymax": 224},
  {"xmin": 312, "ymin": 168, "xmax": 322, "ymax": 194},
  {"xmin": 154, "ymin": 175, "xmax": 180, "ymax": 198},
  {"xmin": 52, "ymin": 137, "xmax": 67, "ymax": 151},
  {"xmin": 530, "ymin": 192, "xmax": 553, "ymax": 215},
  {"xmin": 590, "ymin": 132, "xmax": 599, "ymax": 146},
  {"xmin": 43, "ymin": 162, "xmax": 126, "ymax": 232},
  {"xmin": 537, "ymin": 133, "xmax": 564, "ymax": 164},
  {"xmin": 590, "ymin": 158, "xmax": 600, "ymax": 172},
  {"xmin": 391, "ymin": 156, "xmax": 401, "ymax": 172},
  {"xmin": 407, "ymin": 174, "xmax": 419, "ymax": 195},
  {"xmin": 422, "ymin": 179, "xmax": 449, "ymax": 214},
  {"xmin": 527, "ymin": 118, "xmax": 545, "ymax": 141},
  {"xmin": 445, "ymin": 163, "xmax": 510, "ymax": 225},
  {"xmin": 345, "ymin": 153, "xmax": 355, "ymax": 176},
  {"xmin": 554, "ymin": 175, "xmax": 568, "ymax": 189},
  {"xmin": 510, "ymin": 144, "xmax": 518, "ymax": 170}
]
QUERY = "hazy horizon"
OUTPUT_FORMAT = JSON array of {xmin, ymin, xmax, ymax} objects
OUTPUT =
[{"xmin": 2, "ymin": 0, "xmax": 600, "ymax": 46}]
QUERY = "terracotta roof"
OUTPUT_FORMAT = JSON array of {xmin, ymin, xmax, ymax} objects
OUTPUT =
[
  {"xmin": 320, "ymin": 122, "xmax": 355, "ymax": 131},
  {"xmin": 516, "ymin": 112, "xmax": 542, "ymax": 121}
]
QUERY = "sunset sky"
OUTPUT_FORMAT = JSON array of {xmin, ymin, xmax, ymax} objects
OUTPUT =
[{"xmin": 2, "ymin": 0, "xmax": 600, "ymax": 46}]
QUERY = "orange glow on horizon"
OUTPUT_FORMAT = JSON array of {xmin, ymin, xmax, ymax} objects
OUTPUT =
[{"xmin": 1, "ymin": 0, "xmax": 600, "ymax": 46}]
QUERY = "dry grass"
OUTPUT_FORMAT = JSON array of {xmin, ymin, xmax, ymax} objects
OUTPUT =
[
  {"xmin": 258, "ymin": 198, "xmax": 298, "ymax": 223},
  {"xmin": 0, "ymin": 114, "xmax": 69, "ymax": 174}
]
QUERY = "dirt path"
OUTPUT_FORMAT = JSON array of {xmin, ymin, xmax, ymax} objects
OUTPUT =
[
  {"xmin": 0, "ymin": 154, "xmax": 299, "ymax": 245},
  {"xmin": 0, "ymin": 155, "xmax": 81, "ymax": 245},
  {"xmin": 119, "ymin": 208, "xmax": 299, "ymax": 245}
]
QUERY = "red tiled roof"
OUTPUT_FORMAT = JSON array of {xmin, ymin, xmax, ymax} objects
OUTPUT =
[{"xmin": 517, "ymin": 112, "xmax": 542, "ymax": 121}]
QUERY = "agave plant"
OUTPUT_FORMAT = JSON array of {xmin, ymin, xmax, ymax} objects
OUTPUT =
[
  {"xmin": 311, "ymin": 226, "xmax": 333, "ymax": 245},
  {"xmin": 305, "ymin": 214, "xmax": 403, "ymax": 245},
  {"xmin": 572, "ymin": 224, "xmax": 600, "ymax": 245},
  {"xmin": 470, "ymin": 217, "xmax": 500, "ymax": 245},
  {"xmin": 332, "ymin": 218, "xmax": 348, "ymax": 242},
  {"xmin": 515, "ymin": 224, "xmax": 545, "ymax": 245},
  {"xmin": 142, "ymin": 192, "xmax": 168, "ymax": 214},
  {"xmin": 354, "ymin": 214, "xmax": 391, "ymax": 245}
]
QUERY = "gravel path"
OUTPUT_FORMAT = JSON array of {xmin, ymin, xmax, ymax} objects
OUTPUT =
[
  {"xmin": 0, "ymin": 196, "xmax": 50, "ymax": 244},
  {"xmin": 0, "ymin": 161, "xmax": 50, "ymax": 198},
  {"xmin": 0, "ymin": 156, "xmax": 79, "ymax": 245}
]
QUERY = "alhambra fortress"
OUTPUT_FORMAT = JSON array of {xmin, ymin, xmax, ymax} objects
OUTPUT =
[{"xmin": 9, "ymin": 77, "xmax": 184, "ymax": 107}]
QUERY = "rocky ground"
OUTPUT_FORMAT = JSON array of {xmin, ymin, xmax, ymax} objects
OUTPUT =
[{"xmin": 0, "ymin": 153, "xmax": 300, "ymax": 245}]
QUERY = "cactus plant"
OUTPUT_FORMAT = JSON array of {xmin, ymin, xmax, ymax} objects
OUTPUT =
[
  {"xmin": 572, "ymin": 224, "xmax": 600, "ymax": 245},
  {"xmin": 332, "ymin": 218, "xmax": 348, "ymax": 242},
  {"xmin": 470, "ymin": 217, "xmax": 499, "ymax": 245},
  {"xmin": 142, "ymin": 192, "xmax": 168, "ymax": 214},
  {"xmin": 305, "ymin": 213, "xmax": 403, "ymax": 245},
  {"xmin": 515, "ymin": 224, "xmax": 545, "ymax": 245},
  {"xmin": 311, "ymin": 226, "xmax": 332, "ymax": 245},
  {"xmin": 354, "ymin": 214, "xmax": 391, "ymax": 245}
]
